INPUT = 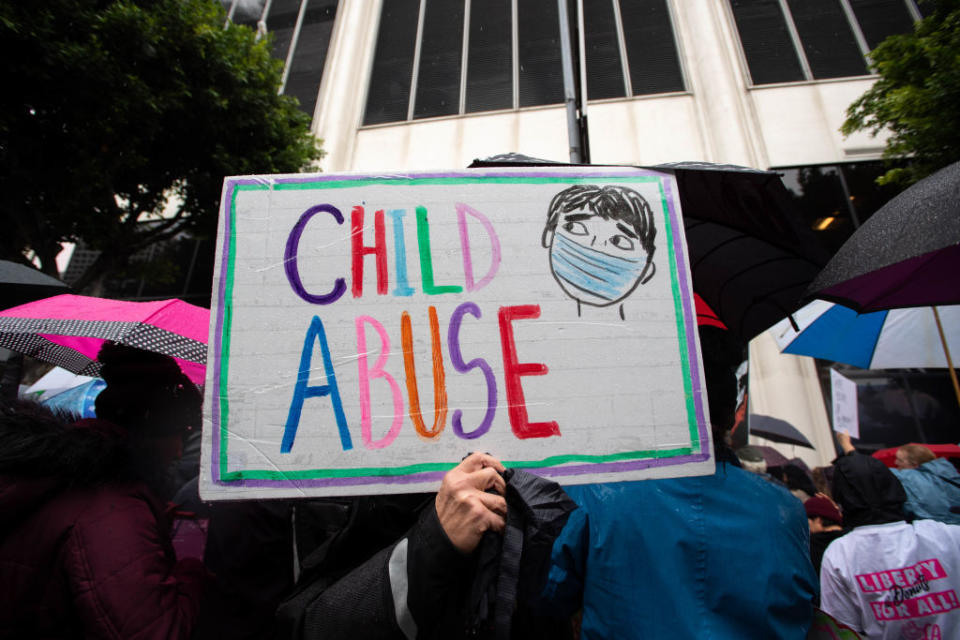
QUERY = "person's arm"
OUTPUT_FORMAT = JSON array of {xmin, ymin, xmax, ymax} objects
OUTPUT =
[
  {"xmin": 538, "ymin": 502, "xmax": 588, "ymax": 617},
  {"xmin": 818, "ymin": 547, "xmax": 863, "ymax": 634},
  {"xmin": 292, "ymin": 453, "xmax": 507, "ymax": 640},
  {"xmin": 64, "ymin": 488, "xmax": 207, "ymax": 639},
  {"xmin": 836, "ymin": 431, "xmax": 856, "ymax": 455}
]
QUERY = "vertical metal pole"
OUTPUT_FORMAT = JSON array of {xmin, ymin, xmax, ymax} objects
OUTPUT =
[
  {"xmin": 837, "ymin": 166, "xmax": 862, "ymax": 228},
  {"xmin": 900, "ymin": 374, "xmax": 929, "ymax": 443},
  {"xmin": 280, "ymin": 0, "xmax": 309, "ymax": 94},
  {"xmin": 575, "ymin": 0, "xmax": 590, "ymax": 163},
  {"xmin": 558, "ymin": 0, "xmax": 582, "ymax": 163},
  {"xmin": 226, "ymin": 0, "xmax": 239, "ymax": 26}
]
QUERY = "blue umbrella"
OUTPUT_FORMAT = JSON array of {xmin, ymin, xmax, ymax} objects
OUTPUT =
[{"xmin": 770, "ymin": 300, "xmax": 960, "ymax": 370}]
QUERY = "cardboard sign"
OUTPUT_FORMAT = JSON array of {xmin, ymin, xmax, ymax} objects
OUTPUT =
[
  {"xmin": 831, "ymin": 369, "xmax": 860, "ymax": 438},
  {"xmin": 200, "ymin": 167, "xmax": 713, "ymax": 499}
]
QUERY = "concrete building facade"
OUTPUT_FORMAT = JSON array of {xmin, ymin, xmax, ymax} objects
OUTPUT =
[{"xmin": 221, "ymin": 0, "xmax": 947, "ymax": 468}]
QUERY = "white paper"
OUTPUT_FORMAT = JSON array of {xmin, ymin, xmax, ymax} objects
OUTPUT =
[
  {"xmin": 831, "ymin": 369, "xmax": 859, "ymax": 438},
  {"xmin": 200, "ymin": 166, "xmax": 714, "ymax": 499}
]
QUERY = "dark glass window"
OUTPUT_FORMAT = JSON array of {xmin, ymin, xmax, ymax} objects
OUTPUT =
[
  {"xmin": 466, "ymin": 0, "xmax": 513, "ymax": 112},
  {"xmin": 226, "ymin": 0, "xmax": 262, "ymax": 27},
  {"xmin": 778, "ymin": 160, "xmax": 907, "ymax": 254},
  {"xmin": 414, "ymin": 0, "xmax": 465, "ymax": 119},
  {"xmin": 849, "ymin": 0, "xmax": 915, "ymax": 50},
  {"xmin": 284, "ymin": 0, "xmax": 338, "ymax": 118},
  {"xmin": 730, "ymin": 0, "xmax": 919, "ymax": 84},
  {"xmin": 729, "ymin": 0, "xmax": 805, "ymax": 85},
  {"xmin": 267, "ymin": 0, "xmax": 302, "ymax": 62},
  {"xmin": 818, "ymin": 367, "xmax": 960, "ymax": 452},
  {"xmin": 517, "ymin": 0, "xmax": 564, "ymax": 108},
  {"xmin": 363, "ymin": 0, "xmax": 687, "ymax": 123},
  {"xmin": 583, "ymin": 0, "xmax": 625, "ymax": 100},
  {"xmin": 619, "ymin": 0, "xmax": 685, "ymax": 95},
  {"xmin": 786, "ymin": 0, "xmax": 868, "ymax": 78},
  {"xmin": 363, "ymin": 0, "xmax": 420, "ymax": 125}
]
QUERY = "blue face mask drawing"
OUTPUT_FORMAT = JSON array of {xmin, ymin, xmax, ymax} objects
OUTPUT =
[{"xmin": 550, "ymin": 233, "xmax": 651, "ymax": 304}]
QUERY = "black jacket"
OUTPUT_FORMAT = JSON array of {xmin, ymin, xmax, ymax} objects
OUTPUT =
[{"xmin": 277, "ymin": 469, "xmax": 575, "ymax": 640}]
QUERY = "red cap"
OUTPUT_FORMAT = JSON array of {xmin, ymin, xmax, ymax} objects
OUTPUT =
[{"xmin": 805, "ymin": 496, "xmax": 842, "ymax": 525}]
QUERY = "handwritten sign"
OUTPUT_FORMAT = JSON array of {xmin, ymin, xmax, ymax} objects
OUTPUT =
[
  {"xmin": 200, "ymin": 167, "xmax": 713, "ymax": 499},
  {"xmin": 831, "ymin": 369, "xmax": 859, "ymax": 438}
]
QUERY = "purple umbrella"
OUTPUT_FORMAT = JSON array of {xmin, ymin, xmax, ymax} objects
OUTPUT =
[{"xmin": 806, "ymin": 160, "xmax": 960, "ymax": 313}]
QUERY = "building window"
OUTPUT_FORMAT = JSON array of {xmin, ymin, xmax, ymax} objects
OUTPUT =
[
  {"xmin": 225, "ymin": 0, "xmax": 340, "ymax": 119},
  {"xmin": 363, "ymin": 0, "xmax": 685, "ymax": 126},
  {"xmin": 777, "ymin": 160, "xmax": 906, "ymax": 254},
  {"xmin": 729, "ymin": 0, "xmax": 919, "ymax": 85}
]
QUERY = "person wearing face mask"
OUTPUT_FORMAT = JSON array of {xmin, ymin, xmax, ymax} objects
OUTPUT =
[{"xmin": 541, "ymin": 184, "xmax": 656, "ymax": 321}]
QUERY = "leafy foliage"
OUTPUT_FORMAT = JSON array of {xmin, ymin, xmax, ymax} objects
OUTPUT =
[
  {"xmin": 0, "ymin": 0, "xmax": 321, "ymax": 291},
  {"xmin": 842, "ymin": 0, "xmax": 960, "ymax": 186}
]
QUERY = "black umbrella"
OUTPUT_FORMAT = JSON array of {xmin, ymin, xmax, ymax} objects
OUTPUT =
[
  {"xmin": 469, "ymin": 156, "xmax": 830, "ymax": 343},
  {"xmin": 749, "ymin": 414, "xmax": 814, "ymax": 448},
  {"xmin": 805, "ymin": 160, "xmax": 960, "ymax": 313},
  {"xmin": 0, "ymin": 260, "xmax": 70, "ymax": 399},
  {"xmin": 0, "ymin": 259, "xmax": 70, "ymax": 311},
  {"xmin": 658, "ymin": 161, "xmax": 829, "ymax": 343}
]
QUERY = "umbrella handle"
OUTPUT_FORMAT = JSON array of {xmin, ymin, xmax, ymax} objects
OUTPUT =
[{"xmin": 932, "ymin": 306, "xmax": 960, "ymax": 410}]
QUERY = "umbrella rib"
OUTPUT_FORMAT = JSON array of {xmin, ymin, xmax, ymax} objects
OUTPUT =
[{"xmin": 688, "ymin": 227, "xmax": 825, "ymax": 274}]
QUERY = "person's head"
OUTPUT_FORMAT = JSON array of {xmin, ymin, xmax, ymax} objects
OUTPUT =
[
  {"xmin": 804, "ymin": 496, "xmax": 843, "ymax": 533},
  {"xmin": 831, "ymin": 451, "xmax": 906, "ymax": 528},
  {"xmin": 542, "ymin": 184, "xmax": 656, "ymax": 307},
  {"xmin": 735, "ymin": 446, "xmax": 767, "ymax": 475},
  {"xmin": 895, "ymin": 443, "xmax": 935, "ymax": 470},
  {"xmin": 94, "ymin": 342, "xmax": 202, "ymax": 464},
  {"xmin": 780, "ymin": 464, "xmax": 817, "ymax": 497}
]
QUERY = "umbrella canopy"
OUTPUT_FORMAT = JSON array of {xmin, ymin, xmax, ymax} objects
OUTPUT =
[
  {"xmin": 872, "ymin": 443, "xmax": 960, "ymax": 468},
  {"xmin": 694, "ymin": 292, "xmax": 727, "ymax": 330},
  {"xmin": 749, "ymin": 414, "xmax": 814, "ymax": 448},
  {"xmin": 470, "ymin": 156, "xmax": 830, "ymax": 343},
  {"xmin": 658, "ymin": 161, "xmax": 829, "ymax": 343},
  {"xmin": 806, "ymin": 160, "xmax": 960, "ymax": 312},
  {"xmin": 752, "ymin": 444, "xmax": 791, "ymax": 467},
  {"xmin": 0, "ymin": 259, "xmax": 70, "ymax": 310},
  {"xmin": 0, "ymin": 294, "xmax": 209, "ymax": 384},
  {"xmin": 22, "ymin": 366, "xmax": 97, "ymax": 401},
  {"xmin": 771, "ymin": 300, "xmax": 960, "ymax": 369}
]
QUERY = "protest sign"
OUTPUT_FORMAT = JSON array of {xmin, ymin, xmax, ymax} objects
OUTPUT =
[
  {"xmin": 200, "ymin": 166, "xmax": 713, "ymax": 499},
  {"xmin": 831, "ymin": 369, "xmax": 860, "ymax": 438}
]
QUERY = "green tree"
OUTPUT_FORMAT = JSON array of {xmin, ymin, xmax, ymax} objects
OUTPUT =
[
  {"xmin": 842, "ymin": 0, "xmax": 960, "ymax": 186},
  {"xmin": 0, "ymin": 0, "xmax": 322, "ymax": 292}
]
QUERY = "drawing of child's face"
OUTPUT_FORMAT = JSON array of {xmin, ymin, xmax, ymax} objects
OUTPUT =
[
  {"xmin": 548, "ymin": 210, "xmax": 651, "ymax": 307},
  {"xmin": 556, "ymin": 212, "xmax": 645, "ymax": 259}
]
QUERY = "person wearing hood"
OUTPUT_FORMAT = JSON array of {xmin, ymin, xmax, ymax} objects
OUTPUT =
[
  {"xmin": 0, "ymin": 342, "xmax": 208, "ymax": 639},
  {"xmin": 820, "ymin": 433, "xmax": 960, "ymax": 639},
  {"xmin": 540, "ymin": 336, "xmax": 817, "ymax": 639},
  {"xmin": 890, "ymin": 444, "xmax": 960, "ymax": 525}
]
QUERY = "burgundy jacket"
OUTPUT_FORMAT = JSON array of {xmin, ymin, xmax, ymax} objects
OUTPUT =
[{"xmin": 0, "ymin": 416, "xmax": 206, "ymax": 639}]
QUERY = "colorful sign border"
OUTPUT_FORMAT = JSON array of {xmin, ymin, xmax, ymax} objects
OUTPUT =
[{"xmin": 210, "ymin": 169, "xmax": 710, "ymax": 488}]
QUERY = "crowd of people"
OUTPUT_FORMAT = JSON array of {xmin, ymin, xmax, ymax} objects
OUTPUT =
[{"xmin": 1, "ymin": 340, "xmax": 959, "ymax": 639}]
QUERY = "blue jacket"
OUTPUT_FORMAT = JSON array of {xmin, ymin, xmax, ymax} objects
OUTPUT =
[
  {"xmin": 542, "ymin": 464, "xmax": 817, "ymax": 639},
  {"xmin": 893, "ymin": 457, "xmax": 960, "ymax": 525}
]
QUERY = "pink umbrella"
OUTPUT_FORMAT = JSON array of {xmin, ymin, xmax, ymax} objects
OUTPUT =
[{"xmin": 0, "ymin": 294, "xmax": 209, "ymax": 384}]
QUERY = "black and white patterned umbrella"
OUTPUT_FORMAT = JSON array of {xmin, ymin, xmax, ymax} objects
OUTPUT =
[
  {"xmin": 0, "ymin": 294, "xmax": 209, "ymax": 384},
  {"xmin": 0, "ymin": 259, "xmax": 70, "ymax": 309}
]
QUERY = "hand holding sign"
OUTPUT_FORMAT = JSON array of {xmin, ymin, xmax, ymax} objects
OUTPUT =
[{"xmin": 435, "ymin": 452, "xmax": 507, "ymax": 553}]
